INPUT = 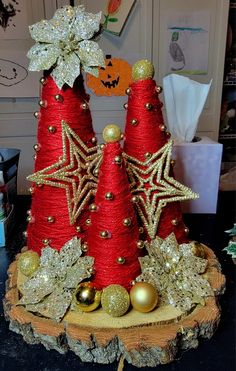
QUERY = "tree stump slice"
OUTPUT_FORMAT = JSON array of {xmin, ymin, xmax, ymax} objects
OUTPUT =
[{"xmin": 3, "ymin": 245, "xmax": 225, "ymax": 368}]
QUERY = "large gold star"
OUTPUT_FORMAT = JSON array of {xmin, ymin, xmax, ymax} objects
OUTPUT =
[
  {"xmin": 28, "ymin": 120, "xmax": 102, "ymax": 225},
  {"xmin": 124, "ymin": 140, "xmax": 198, "ymax": 239}
]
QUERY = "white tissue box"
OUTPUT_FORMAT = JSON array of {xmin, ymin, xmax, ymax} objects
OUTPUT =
[{"xmin": 172, "ymin": 137, "xmax": 223, "ymax": 213}]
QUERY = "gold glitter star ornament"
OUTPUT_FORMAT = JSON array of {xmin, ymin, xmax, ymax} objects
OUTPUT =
[
  {"xmin": 27, "ymin": 120, "xmax": 102, "ymax": 225},
  {"xmin": 124, "ymin": 140, "xmax": 199, "ymax": 239},
  {"xmin": 27, "ymin": 5, "xmax": 105, "ymax": 89}
]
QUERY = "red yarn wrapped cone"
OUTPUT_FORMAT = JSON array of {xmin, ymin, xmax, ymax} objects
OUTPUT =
[
  {"xmin": 124, "ymin": 62, "xmax": 189, "ymax": 243},
  {"xmin": 27, "ymin": 74, "xmax": 96, "ymax": 254},
  {"xmin": 86, "ymin": 127, "xmax": 142, "ymax": 290}
]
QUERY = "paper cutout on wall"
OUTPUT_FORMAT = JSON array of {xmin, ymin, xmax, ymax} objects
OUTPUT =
[
  {"xmin": 103, "ymin": 0, "xmax": 136, "ymax": 36},
  {"xmin": 86, "ymin": 55, "xmax": 132, "ymax": 96}
]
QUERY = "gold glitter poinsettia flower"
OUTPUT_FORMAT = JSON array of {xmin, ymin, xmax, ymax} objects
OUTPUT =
[
  {"xmin": 27, "ymin": 5, "xmax": 105, "ymax": 89},
  {"xmin": 17, "ymin": 237, "xmax": 94, "ymax": 322},
  {"xmin": 136, "ymin": 233, "xmax": 214, "ymax": 312}
]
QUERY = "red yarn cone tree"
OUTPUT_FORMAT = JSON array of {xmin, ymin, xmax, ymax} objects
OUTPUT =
[
  {"xmin": 86, "ymin": 125, "xmax": 142, "ymax": 291},
  {"xmin": 25, "ymin": 5, "xmax": 105, "ymax": 253},
  {"xmin": 124, "ymin": 60, "xmax": 198, "ymax": 243}
]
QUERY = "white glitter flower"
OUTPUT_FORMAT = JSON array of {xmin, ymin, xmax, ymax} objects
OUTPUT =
[{"xmin": 27, "ymin": 5, "xmax": 105, "ymax": 89}]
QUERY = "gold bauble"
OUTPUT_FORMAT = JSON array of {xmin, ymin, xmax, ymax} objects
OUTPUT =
[
  {"xmin": 191, "ymin": 241, "xmax": 206, "ymax": 259},
  {"xmin": 47, "ymin": 216, "xmax": 55, "ymax": 223},
  {"xmin": 132, "ymin": 60, "xmax": 155, "ymax": 81},
  {"xmin": 159, "ymin": 124, "xmax": 166, "ymax": 131},
  {"xmin": 40, "ymin": 77, "xmax": 47, "ymax": 85},
  {"xmin": 101, "ymin": 284, "xmax": 130, "ymax": 317},
  {"xmin": 89, "ymin": 203, "xmax": 97, "ymax": 212},
  {"xmin": 74, "ymin": 282, "xmax": 101, "ymax": 312},
  {"xmin": 155, "ymin": 85, "xmax": 163, "ymax": 94},
  {"xmin": 130, "ymin": 282, "xmax": 159, "ymax": 313},
  {"xmin": 137, "ymin": 240, "xmax": 145, "ymax": 249},
  {"xmin": 33, "ymin": 143, "xmax": 40, "ymax": 152},
  {"xmin": 17, "ymin": 251, "xmax": 40, "ymax": 277},
  {"xmin": 102, "ymin": 124, "xmax": 122, "ymax": 143},
  {"xmin": 34, "ymin": 111, "xmax": 40, "ymax": 119},
  {"xmin": 145, "ymin": 152, "xmax": 152, "ymax": 159},
  {"xmin": 171, "ymin": 218, "xmax": 179, "ymax": 226},
  {"xmin": 100, "ymin": 230, "xmax": 109, "ymax": 239},
  {"xmin": 81, "ymin": 102, "xmax": 88, "ymax": 110},
  {"xmin": 126, "ymin": 87, "xmax": 131, "ymax": 95},
  {"xmin": 131, "ymin": 195, "xmax": 139, "ymax": 203}
]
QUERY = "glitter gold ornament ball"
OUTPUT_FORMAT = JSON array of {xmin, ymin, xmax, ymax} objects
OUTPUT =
[
  {"xmin": 101, "ymin": 284, "xmax": 130, "ymax": 317},
  {"xmin": 103, "ymin": 124, "xmax": 122, "ymax": 143},
  {"xmin": 17, "ymin": 251, "xmax": 40, "ymax": 277},
  {"xmin": 74, "ymin": 282, "xmax": 101, "ymax": 312},
  {"xmin": 130, "ymin": 282, "xmax": 159, "ymax": 313},
  {"xmin": 132, "ymin": 60, "xmax": 155, "ymax": 81}
]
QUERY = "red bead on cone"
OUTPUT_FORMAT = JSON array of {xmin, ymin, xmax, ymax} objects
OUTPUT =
[{"xmin": 86, "ymin": 125, "xmax": 142, "ymax": 290}]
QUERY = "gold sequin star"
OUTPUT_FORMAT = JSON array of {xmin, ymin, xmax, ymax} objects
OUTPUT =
[
  {"xmin": 28, "ymin": 120, "xmax": 102, "ymax": 225},
  {"xmin": 124, "ymin": 140, "xmax": 198, "ymax": 239}
]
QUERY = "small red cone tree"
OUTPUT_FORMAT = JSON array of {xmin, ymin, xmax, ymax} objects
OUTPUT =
[
  {"xmin": 86, "ymin": 125, "xmax": 142, "ymax": 290},
  {"xmin": 124, "ymin": 60, "xmax": 198, "ymax": 243}
]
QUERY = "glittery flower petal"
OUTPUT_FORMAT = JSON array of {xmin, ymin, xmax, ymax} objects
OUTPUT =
[
  {"xmin": 63, "ymin": 257, "xmax": 94, "ymax": 289},
  {"xmin": 29, "ymin": 20, "xmax": 63, "ymax": 43},
  {"xmin": 18, "ymin": 268, "xmax": 57, "ymax": 305},
  {"xmin": 78, "ymin": 40, "xmax": 105, "ymax": 68},
  {"xmin": 59, "ymin": 237, "xmax": 82, "ymax": 271},
  {"xmin": 52, "ymin": 53, "xmax": 81, "ymax": 89},
  {"xmin": 74, "ymin": 9, "xmax": 102, "ymax": 40},
  {"xmin": 27, "ymin": 43, "xmax": 60, "ymax": 72},
  {"xmin": 25, "ymin": 288, "xmax": 72, "ymax": 322},
  {"xmin": 83, "ymin": 65, "xmax": 99, "ymax": 77}
]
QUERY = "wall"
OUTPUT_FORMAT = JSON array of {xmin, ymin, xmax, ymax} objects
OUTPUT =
[{"xmin": 0, "ymin": 0, "xmax": 229, "ymax": 194}]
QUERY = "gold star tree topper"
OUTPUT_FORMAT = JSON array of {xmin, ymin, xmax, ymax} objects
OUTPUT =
[
  {"xmin": 28, "ymin": 121, "xmax": 102, "ymax": 225},
  {"xmin": 124, "ymin": 140, "xmax": 198, "ymax": 239}
]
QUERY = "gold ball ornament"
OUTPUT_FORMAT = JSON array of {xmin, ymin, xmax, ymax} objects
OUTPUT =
[
  {"xmin": 137, "ymin": 240, "xmax": 145, "ymax": 249},
  {"xmin": 89, "ymin": 203, "xmax": 97, "ymax": 212},
  {"xmin": 171, "ymin": 218, "xmax": 179, "ymax": 226},
  {"xmin": 81, "ymin": 102, "xmax": 89, "ymax": 110},
  {"xmin": 132, "ymin": 60, "xmax": 155, "ymax": 81},
  {"xmin": 131, "ymin": 195, "xmax": 139, "ymax": 203},
  {"xmin": 159, "ymin": 124, "xmax": 166, "ymax": 131},
  {"xmin": 47, "ymin": 216, "xmax": 55, "ymax": 223},
  {"xmin": 126, "ymin": 87, "xmax": 131, "ymax": 95},
  {"xmin": 101, "ymin": 284, "xmax": 130, "ymax": 317},
  {"xmin": 18, "ymin": 251, "xmax": 40, "ymax": 277},
  {"xmin": 130, "ymin": 282, "xmax": 159, "ymax": 313},
  {"xmin": 74, "ymin": 282, "xmax": 101, "ymax": 312},
  {"xmin": 33, "ymin": 111, "xmax": 40, "ymax": 119},
  {"xmin": 102, "ymin": 124, "xmax": 122, "ymax": 143},
  {"xmin": 155, "ymin": 85, "xmax": 163, "ymax": 94},
  {"xmin": 116, "ymin": 256, "xmax": 126, "ymax": 264},
  {"xmin": 123, "ymin": 218, "xmax": 132, "ymax": 227},
  {"xmin": 145, "ymin": 102, "xmax": 153, "ymax": 111}
]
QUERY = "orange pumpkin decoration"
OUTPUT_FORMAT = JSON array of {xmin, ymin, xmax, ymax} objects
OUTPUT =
[{"xmin": 86, "ymin": 55, "xmax": 132, "ymax": 96}]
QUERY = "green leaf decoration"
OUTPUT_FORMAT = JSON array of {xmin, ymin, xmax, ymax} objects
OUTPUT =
[{"xmin": 225, "ymin": 223, "xmax": 236, "ymax": 237}]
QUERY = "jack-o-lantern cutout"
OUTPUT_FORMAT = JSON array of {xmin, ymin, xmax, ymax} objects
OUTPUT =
[{"xmin": 86, "ymin": 55, "xmax": 132, "ymax": 96}]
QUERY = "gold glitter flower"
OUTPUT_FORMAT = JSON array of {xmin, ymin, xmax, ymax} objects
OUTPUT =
[
  {"xmin": 17, "ymin": 237, "xmax": 94, "ymax": 322},
  {"xmin": 136, "ymin": 233, "xmax": 214, "ymax": 312},
  {"xmin": 27, "ymin": 5, "xmax": 105, "ymax": 89}
]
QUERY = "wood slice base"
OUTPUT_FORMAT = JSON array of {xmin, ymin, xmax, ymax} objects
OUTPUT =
[{"xmin": 4, "ymin": 245, "xmax": 225, "ymax": 368}]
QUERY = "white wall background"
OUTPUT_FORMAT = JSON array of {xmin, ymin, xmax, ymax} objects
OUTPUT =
[{"xmin": 0, "ymin": 0, "xmax": 229, "ymax": 194}]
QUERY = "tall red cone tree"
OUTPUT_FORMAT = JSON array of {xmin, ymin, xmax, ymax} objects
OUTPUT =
[
  {"xmin": 27, "ymin": 74, "xmax": 97, "ymax": 253},
  {"xmin": 25, "ymin": 5, "xmax": 105, "ymax": 253},
  {"xmin": 124, "ymin": 60, "xmax": 198, "ymax": 243},
  {"xmin": 86, "ymin": 125, "xmax": 142, "ymax": 291}
]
